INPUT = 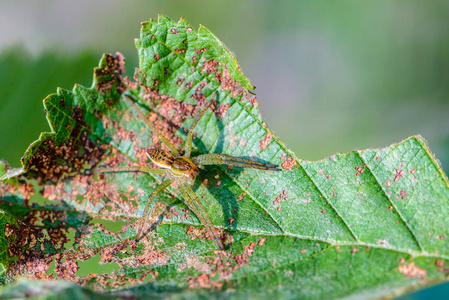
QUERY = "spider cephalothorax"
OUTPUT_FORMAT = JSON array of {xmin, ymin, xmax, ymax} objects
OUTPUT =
[
  {"xmin": 147, "ymin": 148, "xmax": 199, "ymax": 182},
  {"xmin": 99, "ymin": 93, "xmax": 279, "ymax": 250}
]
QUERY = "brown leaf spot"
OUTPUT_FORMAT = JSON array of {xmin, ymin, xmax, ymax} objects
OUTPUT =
[
  {"xmin": 170, "ymin": 28, "xmax": 178, "ymax": 34},
  {"xmin": 386, "ymin": 180, "xmax": 392, "ymax": 188}
]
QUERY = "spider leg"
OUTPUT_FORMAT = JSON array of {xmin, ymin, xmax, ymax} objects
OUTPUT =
[
  {"xmin": 125, "ymin": 94, "xmax": 179, "ymax": 157},
  {"xmin": 98, "ymin": 166, "xmax": 166, "ymax": 174},
  {"xmin": 135, "ymin": 178, "xmax": 174, "ymax": 241},
  {"xmin": 179, "ymin": 183, "xmax": 225, "ymax": 250},
  {"xmin": 194, "ymin": 154, "xmax": 280, "ymax": 171},
  {"xmin": 185, "ymin": 99, "xmax": 214, "ymax": 157}
]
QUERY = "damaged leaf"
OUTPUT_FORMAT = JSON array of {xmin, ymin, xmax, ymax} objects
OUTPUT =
[{"xmin": 1, "ymin": 15, "xmax": 449, "ymax": 300}]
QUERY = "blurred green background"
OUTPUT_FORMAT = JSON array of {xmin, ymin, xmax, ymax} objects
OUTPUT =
[{"xmin": 0, "ymin": 0, "xmax": 448, "ymax": 298}]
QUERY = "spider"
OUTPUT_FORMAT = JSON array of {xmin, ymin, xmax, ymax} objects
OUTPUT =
[{"xmin": 99, "ymin": 93, "xmax": 280, "ymax": 250}]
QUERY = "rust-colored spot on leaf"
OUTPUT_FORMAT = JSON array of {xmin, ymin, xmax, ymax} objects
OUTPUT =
[
  {"xmin": 186, "ymin": 225, "xmax": 224, "ymax": 243},
  {"xmin": 394, "ymin": 169, "xmax": 405, "ymax": 182},
  {"xmin": 259, "ymin": 133, "xmax": 272, "ymax": 151},
  {"xmin": 24, "ymin": 127, "xmax": 109, "ymax": 185},
  {"xmin": 237, "ymin": 192, "xmax": 247, "ymax": 201},
  {"xmin": 435, "ymin": 260, "xmax": 445, "ymax": 268},
  {"xmin": 273, "ymin": 189, "xmax": 287, "ymax": 206},
  {"xmin": 55, "ymin": 259, "xmax": 79, "ymax": 280},
  {"xmin": 398, "ymin": 262, "xmax": 427, "ymax": 280},
  {"xmin": 188, "ymin": 273, "xmax": 222, "ymax": 289},
  {"xmin": 202, "ymin": 59, "xmax": 221, "ymax": 80},
  {"xmin": 281, "ymin": 156, "xmax": 296, "ymax": 170},
  {"xmin": 3, "ymin": 208, "xmax": 82, "ymax": 282},
  {"xmin": 216, "ymin": 103, "xmax": 230, "ymax": 117},
  {"xmin": 94, "ymin": 52, "xmax": 126, "ymax": 95},
  {"xmin": 355, "ymin": 166, "xmax": 364, "ymax": 176},
  {"xmin": 194, "ymin": 48, "xmax": 207, "ymax": 55},
  {"xmin": 386, "ymin": 180, "xmax": 392, "ymax": 188},
  {"xmin": 400, "ymin": 190, "xmax": 407, "ymax": 200}
]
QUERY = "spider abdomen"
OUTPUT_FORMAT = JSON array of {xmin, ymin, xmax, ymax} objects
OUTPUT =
[{"xmin": 147, "ymin": 149, "xmax": 174, "ymax": 168}]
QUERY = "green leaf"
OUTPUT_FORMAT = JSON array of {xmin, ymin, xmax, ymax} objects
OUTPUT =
[{"xmin": 1, "ymin": 15, "xmax": 449, "ymax": 299}]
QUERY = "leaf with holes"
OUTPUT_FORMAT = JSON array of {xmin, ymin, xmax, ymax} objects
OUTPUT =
[{"xmin": 1, "ymin": 15, "xmax": 449, "ymax": 300}]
